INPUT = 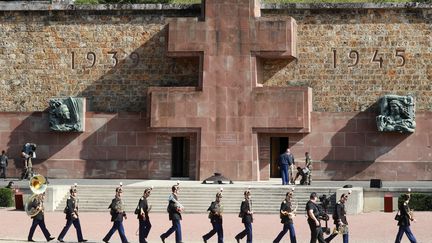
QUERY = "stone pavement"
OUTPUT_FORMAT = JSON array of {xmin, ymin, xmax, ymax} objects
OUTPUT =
[
  {"xmin": 1, "ymin": 179, "xmax": 430, "ymax": 242},
  {"xmin": 0, "ymin": 209, "xmax": 430, "ymax": 243}
]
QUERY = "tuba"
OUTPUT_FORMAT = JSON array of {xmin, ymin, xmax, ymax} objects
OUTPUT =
[{"xmin": 25, "ymin": 174, "xmax": 48, "ymax": 217}]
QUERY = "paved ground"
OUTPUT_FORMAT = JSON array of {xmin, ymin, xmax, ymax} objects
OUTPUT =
[
  {"xmin": 0, "ymin": 209, "xmax": 430, "ymax": 243},
  {"xmin": 1, "ymin": 178, "xmax": 430, "ymax": 242}
]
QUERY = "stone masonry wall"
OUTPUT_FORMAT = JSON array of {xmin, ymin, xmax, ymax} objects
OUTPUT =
[
  {"xmin": 259, "ymin": 112, "xmax": 432, "ymax": 181},
  {"xmin": 1, "ymin": 4, "xmax": 432, "ymax": 180},
  {"xmin": 1, "ymin": 5, "xmax": 432, "ymax": 113},
  {"xmin": 0, "ymin": 112, "xmax": 197, "ymax": 179},
  {"xmin": 0, "ymin": 9, "xmax": 199, "ymax": 112}
]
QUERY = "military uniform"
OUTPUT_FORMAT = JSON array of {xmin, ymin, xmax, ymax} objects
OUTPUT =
[
  {"xmin": 161, "ymin": 190, "xmax": 183, "ymax": 243},
  {"xmin": 395, "ymin": 195, "xmax": 417, "ymax": 243},
  {"xmin": 103, "ymin": 188, "xmax": 129, "ymax": 243},
  {"xmin": 273, "ymin": 198, "xmax": 297, "ymax": 243},
  {"xmin": 136, "ymin": 194, "xmax": 152, "ymax": 243},
  {"xmin": 235, "ymin": 197, "xmax": 253, "ymax": 243},
  {"xmin": 57, "ymin": 189, "xmax": 86, "ymax": 242},
  {"xmin": 305, "ymin": 153, "xmax": 312, "ymax": 185},
  {"xmin": 203, "ymin": 195, "xmax": 224, "ymax": 243},
  {"xmin": 27, "ymin": 195, "xmax": 55, "ymax": 242}
]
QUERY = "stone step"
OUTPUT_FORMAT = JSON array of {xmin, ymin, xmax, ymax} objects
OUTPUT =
[{"xmin": 55, "ymin": 186, "xmax": 337, "ymax": 214}]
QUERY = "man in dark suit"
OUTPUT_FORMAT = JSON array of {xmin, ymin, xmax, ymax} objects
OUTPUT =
[
  {"xmin": 57, "ymin": 186, "xmax": 87, "ymax": 242},
  {"xmin": 235, "ymin": 190, "xmax": 253, "ymax": 243},
  {"xmin": 103, "ymin": 186, "xmax": 129, "ymax": 243},
  {"xmin": 27, "ymin": 193, "xmax": 55, "ymax": 242},
  {"xmin": 160, "ymin": 185, "xmax": 184, "ymax": 243}
]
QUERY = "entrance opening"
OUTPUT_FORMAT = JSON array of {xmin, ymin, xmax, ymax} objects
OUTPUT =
[
  {"xmin": 270, "ymin": 137, "xmax": 289, "ymax": 178},
  {"xmin": 171, "ymin": 137, "xmax": 190, "ymax": 178}
]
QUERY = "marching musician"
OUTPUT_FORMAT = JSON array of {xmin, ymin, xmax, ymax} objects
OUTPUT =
[
  {"xmin": 160, "ymin": 184, "xmax": 184, "ymax": 243},
  {"xmin": 395, "ymin": 193, "xmax": 417, "ymax": 243},
  {"xmin": 136, "ymin": 188, "xmax": 152, "ymax": 243},
  {"xmin": 103, "ymin": 186, "xmax": 129, "ymax": 243},
  {"xmin": 273, "ymin": 190, "xmax": 297, "ymax": 243},
  {"xmin": 235, "ymin": 190, "xmax": 253, "ymax": 243},
  {"xmin": 27, "ymin": 192, "xmax": 55, "ymax": 242},
  {"xmin": 57, "ymin": 186, "xmax": 87, "ymax": 242},
  {"xmin": 202, "ymin": 189, "xmax": 224, "ymax": 243},
  {"xmin": 326, "ymin": 193, "xmax": 350, "ymax": 243}
]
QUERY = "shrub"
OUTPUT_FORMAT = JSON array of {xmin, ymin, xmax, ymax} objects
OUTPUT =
[
  {"xmin": 398, "ymin": 193, "xmax": 432, "ymax": 211},
  {"xmin": 0, "ymin": 188, "xmax": 14, "ymax": 207}
]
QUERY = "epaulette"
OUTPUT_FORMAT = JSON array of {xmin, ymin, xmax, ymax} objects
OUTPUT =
[{"xmin": 141, "ymin": 197, "xmax": 144, "ymax": 200}]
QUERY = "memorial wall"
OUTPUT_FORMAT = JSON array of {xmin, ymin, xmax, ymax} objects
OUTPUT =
[{"xmin": 0, "ymin": 2, "xmax": 431, "ymax": 180}]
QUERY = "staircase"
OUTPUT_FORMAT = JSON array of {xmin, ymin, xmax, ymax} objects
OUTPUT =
[{"xmin": 55, "ymin": 185, "xmax": 337, "ymax": 214}]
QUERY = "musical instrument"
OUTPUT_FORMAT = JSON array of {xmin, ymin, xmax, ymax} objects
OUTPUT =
[
  {"xmin": 333, "ymin": 224, "xmax": 349, "ymax": 235},
  {"xmin": 288, "ymin": 201, "xmax": 298, "ymax": 219},
  {"xmin": 408, "ymin": 209, "xmax": 415, "ymax": 221},
  {"xmin": 25, "ymin": 174, "xmax": 48, "ymax": 217}
]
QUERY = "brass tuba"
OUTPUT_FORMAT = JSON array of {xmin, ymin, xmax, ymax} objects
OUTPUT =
[{"xmin": 25, "ymin": 174, "xmax": 48, "ymax": 217}]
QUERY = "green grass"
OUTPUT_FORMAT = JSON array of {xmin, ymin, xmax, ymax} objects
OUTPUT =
[{"xmin": 74, "ymin": 0, "xmax": 430, "ymax": 4}]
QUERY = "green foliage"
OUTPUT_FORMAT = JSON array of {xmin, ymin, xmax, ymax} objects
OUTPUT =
[
  {"xmin": 0, "ymin": 188, "xmax": 13, "ymax": 207},
  {"xmin": 398, "ymin": 193, "xmax": 432, "ymax": 211}
]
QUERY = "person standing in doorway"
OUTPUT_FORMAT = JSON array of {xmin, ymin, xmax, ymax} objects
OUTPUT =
[{"xmin": 279, "ymin": 149, "xmax": 294, "ymax": 185}]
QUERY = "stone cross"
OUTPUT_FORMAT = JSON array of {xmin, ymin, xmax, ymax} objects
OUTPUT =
[{"xmin": 148, "ymin": 0, "xmax": 311, "ymax": 180}]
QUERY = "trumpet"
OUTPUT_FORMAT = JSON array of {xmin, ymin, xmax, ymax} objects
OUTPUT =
[{"xmin": 25, "ymin": 174, "xmax": 48, "ymax": 217}]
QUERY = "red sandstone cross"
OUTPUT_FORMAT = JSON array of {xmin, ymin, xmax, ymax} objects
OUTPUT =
[{"xmin": 148, "ymin": 0, "xmax": 311, "ymax": 180}]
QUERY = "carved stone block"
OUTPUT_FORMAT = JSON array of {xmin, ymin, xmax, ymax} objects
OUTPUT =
[
  {"xmin": 376, "ymin": 95, "xmax": 415, "ymax": 133},
  {"xmin": 49, "ymin": 97, "xmax": 85, "ymax": 132}
]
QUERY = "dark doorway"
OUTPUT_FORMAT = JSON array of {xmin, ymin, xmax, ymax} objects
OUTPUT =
[
  {"xmin": 171, "ymin": 137, "xmax": 190, "ymax": 178},
  {"xmin": 270, "ymin": 137, "xmax": 289, "ymax": 178}
]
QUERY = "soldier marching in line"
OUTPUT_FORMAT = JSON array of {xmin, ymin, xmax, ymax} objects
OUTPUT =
[
  {"xmin": 160, "ymin": 184, "xmax": 184, "ymax": 243},
  {"xmin": 395, "ymin": 190, "xmax": 417, "ymax": 243},
  {"xmin": 103, "ymin": 185, "xmax": 129, "ymax": 243},
  {"xmin": 235, "ymin": 189, "xmax": 253, "ymax": 243},
  {"xmin": 326, "ymin": 192, "xmax": 351, "ymax": 243},
  {"xmin": 136, "ymin": 187, "xmax": 153, "ymax": 243},
  {"xmin": 57, "ymin": 184, "xmax": 87, "ymax": 242},
  {"xmin": 27, "ymin": 192, "xmax": 55, "ymax": 242},
  {"xmin": 273, "ymin": 190, "xmax": 297, "ymax": 243},
  {"xmin": 202, "ymin": 189, "xmax": 224, "ymax": 243}
]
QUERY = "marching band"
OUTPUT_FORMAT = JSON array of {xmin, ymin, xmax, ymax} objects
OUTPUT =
[{"xmin": 20, "ymin": 178, "xmax": 418, "ymax": 243}]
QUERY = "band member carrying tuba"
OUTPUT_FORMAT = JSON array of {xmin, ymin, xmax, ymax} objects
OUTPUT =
[
  {"xmin": 27, "ymin": 192, "xmax": 55, "ymax": 242},
  {"xmin": 57, "ymin": 184, "xmax": 87, "ymax": 242},
  {"xmin": 273, "ymin": 190, "xmax": 297, "ymax": 243},
  {"xmin": 235, "ymin": 189, "xmax": 253, "ymax": 243},
  {"xmin": 103, "ymin": 185, "xmax": 129, "ymax": 243},
  {"xmin": 394, "ymin": 190, "xmax": 417, "ymax": 243},
  {"xmin": 160, "ymin": 184, "xmax": 184, "ymax": 243},
  {"xmin": 136, "ymin": 187, "xmax": 153, "ymax": 243},
  {"xmin": 202, "ymin": 188, "xmax": 224, "ymax": 243}
]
